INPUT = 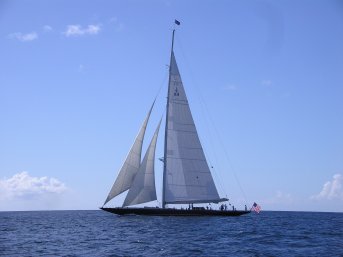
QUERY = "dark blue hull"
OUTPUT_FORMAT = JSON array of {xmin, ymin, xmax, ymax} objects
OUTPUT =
[{"xmin": 101, "ymin": 207, "xmax": 250, "ymax": 216}]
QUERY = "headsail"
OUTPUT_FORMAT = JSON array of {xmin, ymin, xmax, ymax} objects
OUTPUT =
[
  {"xmin": 103, "ymin": 102, "xmax": 154, "ymax": 206},
  {"xmin": 123, "ymin": 119, "xmax": 162, "ymax": 207},
  {"xmin": 163, "ymin": 51, "xmax": 222, "ymax": 205}
]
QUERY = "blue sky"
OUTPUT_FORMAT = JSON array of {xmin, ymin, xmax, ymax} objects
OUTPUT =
[{"xmin": 1, "ymin": 0, "xmax": 342, "ymax": 212}]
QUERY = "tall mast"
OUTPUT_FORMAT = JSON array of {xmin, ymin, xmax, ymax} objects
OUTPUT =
[{"xmin": 162, "ymin": 28, "xmax": 175, "ymax": 209}]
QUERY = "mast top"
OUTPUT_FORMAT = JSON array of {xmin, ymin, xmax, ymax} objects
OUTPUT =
[{"xmin": 171, "ymin": 19, "xmax": 181, "ymax": 53}]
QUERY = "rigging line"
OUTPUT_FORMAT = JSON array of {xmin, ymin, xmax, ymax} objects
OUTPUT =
[
  {"xmin": 200, "ymin": 84, "xmax": 249, "ymax": 204},
  {"xmin": 175, "ymin": 36, "xmax": 227, "ymax": 198},
  {"xmin": 175, "ymin": 35, "xmax": 249, "ymax": 205},
  {"xmin": 190, "ymin": 74, "xmax": 227, "ymax": 198},
  {"xmin": 202, "ymin": 90, "xmax": 249, "ymax": 205},
  {"xmin": 195, "ymin": 94, "xmax": 227, "ymax": 198},
  {"xmin": 153, "ymin": 68, "xmax": 169, "ymax": 102}
]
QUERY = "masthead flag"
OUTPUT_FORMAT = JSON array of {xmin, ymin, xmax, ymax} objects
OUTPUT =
[{"xmin": 175, "ymin": 20, "xmax": 181, "ymax": 26}]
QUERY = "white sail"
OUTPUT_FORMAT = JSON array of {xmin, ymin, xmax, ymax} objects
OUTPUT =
[
  {"xmin": 123, "ymin": 119, "xmax": 162, "ymax": 207},
  {"xmin": 163, "ymin": 52, "xmax": 222, "ymax": 204},
  {"xmin": 103, "ymin": 102, "xmax": 154, "ymax": 206}
]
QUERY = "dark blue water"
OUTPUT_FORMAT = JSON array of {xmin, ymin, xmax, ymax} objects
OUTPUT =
[{"xmin": 0, "ymin": 210, "xmax": 342, "ymax": 256}]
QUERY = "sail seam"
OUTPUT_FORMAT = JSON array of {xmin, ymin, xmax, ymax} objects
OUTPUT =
[{"xmin": 169, "ymin": 101, "xmax": 189, "ymax": 105}]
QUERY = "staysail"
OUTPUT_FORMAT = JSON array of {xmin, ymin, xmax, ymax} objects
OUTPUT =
[
  {"xmin": 163, "ymin": 51, "xmax": 223, "ymax": 205},
  {"xmin": 103, "ymin": 102, "xmax": 154, "ymax": 206},
  {"xmin": 123, "ymin": 119, "xmax": 162, "ymax": 207}
]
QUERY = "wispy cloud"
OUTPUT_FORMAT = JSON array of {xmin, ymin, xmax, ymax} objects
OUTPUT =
[
  {"xmin": 63, "ymin": 24, "xmax": 101, "ymax": 37},
  {"xmin": 311, "ymin": 174, "xmax": 343, "ymax": 200},
  {"xmin": 0, "ymin": 171, "xmax": 67, "ymax": 200},
  {"xmin": 8, "ymin": 32, "xmax": 38, "ymax": 42},
  {"xmin": 43, "ymin": 25, "xmax": 53, "ymax": 32}
]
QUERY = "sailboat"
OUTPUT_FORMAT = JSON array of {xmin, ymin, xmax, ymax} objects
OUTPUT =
[{"xmin": 101, "ymin": 24, "xmax": 250, "ymax": 216}]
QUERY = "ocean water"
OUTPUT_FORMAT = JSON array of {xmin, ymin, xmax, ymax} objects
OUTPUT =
[{"xmin": 0, "ymin": 210, "xmax": 342, "ymax": 256}]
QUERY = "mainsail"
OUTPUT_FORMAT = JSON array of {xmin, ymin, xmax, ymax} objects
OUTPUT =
[
  {"xmin": 163, "ymin": 51, "xmax": 223, "ymax": 205},
  {"xmin": 122, "ymin": 119, "xmax": 162, "ymax": 207},
  {"xmin": 103, "ymin": 103, "xmax": 154, "ymax": 206}
]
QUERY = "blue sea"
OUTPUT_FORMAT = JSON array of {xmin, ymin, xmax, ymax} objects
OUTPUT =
[{"xmin": 0, "ymin": 210, "xmax": 342, "ymax": 256}]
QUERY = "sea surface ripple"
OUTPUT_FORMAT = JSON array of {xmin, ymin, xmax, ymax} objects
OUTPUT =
[{"xmin": 0, "ymin": 210, "xmax": 342, "ymax": 256}]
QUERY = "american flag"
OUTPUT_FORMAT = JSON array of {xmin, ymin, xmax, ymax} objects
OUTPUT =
[{"xmin": 252, "ymin": 202, "xmax": 261, "ymax": 213}]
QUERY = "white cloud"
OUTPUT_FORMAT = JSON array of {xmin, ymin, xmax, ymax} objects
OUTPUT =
[
  {"xmin": 0, "ymin": 171, "xmax": 67, "ymax": 200},
  {"xmin": 8, "ymin": 32, "xmax": 38, "ymax": 42},
  {"xmin": 63, "ymin": 24, "xmax": 101, "ymax": 37},
  {"xmin": 43, "ymin": 25, "xmax": 53, "ymax": 32},
  {"xmin": 87, "ymin": 25, "xmax": 101, "ymax": 34},
  {"xmin": 311, "ymin": 174, "xmax": 343, "ymax": 200}
]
